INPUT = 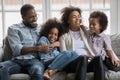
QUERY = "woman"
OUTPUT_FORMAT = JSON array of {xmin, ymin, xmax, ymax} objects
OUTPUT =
[{"xmin": 59, "ymin": 6, "xmax": 105, "ymax": 80}]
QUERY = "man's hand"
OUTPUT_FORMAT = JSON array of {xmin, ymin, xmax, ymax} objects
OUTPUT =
[{"xmin": 37, "ymin": 44, "xmax": 53, "ymax": 53}]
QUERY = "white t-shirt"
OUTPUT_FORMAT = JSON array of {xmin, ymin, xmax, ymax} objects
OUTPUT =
[{"xmin": 71, "ymin": 30, "xmax": 89, "ymax": 56}]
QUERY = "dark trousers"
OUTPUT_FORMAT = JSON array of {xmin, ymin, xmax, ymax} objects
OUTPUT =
[
  {"xmin": 63, "ymin": 55, "xmax": 87, "ymax": 80},
  {"xmin": 104, "ymin": 57, "xmax": 120, "ymax": 72},
  {"xmin": 87, "ymin": 56, "xmax": 105, "ymax": 80},
  {"xmin": 64, "ymin": 56, "xmax": 105, "ymax": 80}
]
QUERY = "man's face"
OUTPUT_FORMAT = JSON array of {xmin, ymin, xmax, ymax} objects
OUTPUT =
[{"xmin": 22, "ymin": 9, "xmax": 38, "ymax": 28}]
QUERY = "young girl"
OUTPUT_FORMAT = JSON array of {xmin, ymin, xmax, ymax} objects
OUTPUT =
[
  {"xmin": 37, "ymin": 18, "xmax": 62, "ymax": 62},
  {"xmin": 89, "ymin": 11, "xmax": 120, "ymax": 72},
  {"xmin": 37, "ymin": 18, "xmax": 79, "ymax": 80}
]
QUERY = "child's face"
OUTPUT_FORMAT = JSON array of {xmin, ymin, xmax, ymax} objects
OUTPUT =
[
  {"xmin": 48, "ymin": 27, "xmax": 58, "ymax": 43},
  {"xmin": 89, "ymin": 18, "xmax": 101, "ymax": 34}
]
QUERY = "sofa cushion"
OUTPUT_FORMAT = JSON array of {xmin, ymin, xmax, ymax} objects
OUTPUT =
[
  {"xmin": 52, "ymin": 72, "xmax": 66, "ymax": 80},
  {"xmin": 10, "ymin": 74, "xmax": 30, "ymax": 80},
  {"xmin": 106, "ymin": 70, "xmax": 120, "ymax": 80},
  {"xmin": 66, "ymin": 73, "xmax": 94, "ymax": 80}
]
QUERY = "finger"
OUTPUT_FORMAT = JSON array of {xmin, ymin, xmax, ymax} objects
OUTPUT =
[{"xmin": 111, "ymin": 60, "xmax": 115, "ymax": 65}]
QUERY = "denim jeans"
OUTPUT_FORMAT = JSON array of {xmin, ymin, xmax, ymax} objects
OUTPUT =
[
  {"xmin": 48, "ymin": 51, "xmax": 79, "ymax": 70},
  {"xmin": 0, "ymin": 58, "xmax": 45, "ymax": 80}
]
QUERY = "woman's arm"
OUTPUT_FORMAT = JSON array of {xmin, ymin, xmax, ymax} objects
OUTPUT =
[{"xmin": 52, "ymin": 41, "xmax": 60, "ymax": 47}]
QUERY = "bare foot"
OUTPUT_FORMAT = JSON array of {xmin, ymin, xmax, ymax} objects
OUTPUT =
[
  {"xmin": 48, "ymin": 69, "xmax": 58, "ymax": 76},
  {"xmin": 44, "ymin": 70, "xmax": 51, "ymax": 80}
]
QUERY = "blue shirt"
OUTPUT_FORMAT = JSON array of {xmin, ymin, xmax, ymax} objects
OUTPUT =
[
  {"xmin": 37, "ymin": 36, "xmax": 60, "ymax": 62},
  {"xmin": 7, "ymin": 22, "xmax": 40, "ymax": 59}
]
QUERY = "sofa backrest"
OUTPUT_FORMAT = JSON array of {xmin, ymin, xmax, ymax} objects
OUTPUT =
[
  {"xmin": 2, "ymin": 34, "xmax": 120, "ymax": 61},
  {"xmin": 110, "ymin": 34, "xmax": 120, "ymax": 59}
]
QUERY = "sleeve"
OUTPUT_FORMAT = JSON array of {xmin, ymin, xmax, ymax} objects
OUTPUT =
[
  {"xmin": 59, "ymin": 36, "xmax": 67, "ymax": 52},
  {"xmin": 7, "ymin": 26, "xmax": 23, "ymax": 57},
  {"xmin": 104, "ymin": 35, "xmax": 112, "ymax": 50},
  {"xmin": 37, "ymin": 36, "xmax": 49, "ymax": 45}
]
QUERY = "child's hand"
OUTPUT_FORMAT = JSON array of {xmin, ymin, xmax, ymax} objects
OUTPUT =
[
  {"xmin": 111, "ymin": 58, "xmax": 120, "ymax": 67},
  {"xmin": 52, "ymin": 41, "xmax": 60, "ymax": 47},
  {"xmin": 117, "ymin": 60, "xmax": 120, "ymax": 66},
  {"xmin": 87, "ymin": 54, "xmax": 94, "ymax": 58}
]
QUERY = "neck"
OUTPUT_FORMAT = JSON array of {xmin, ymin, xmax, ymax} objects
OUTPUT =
[{"xmin": 70, "ymin": 26, "xmax": 80, "ymax": 31}]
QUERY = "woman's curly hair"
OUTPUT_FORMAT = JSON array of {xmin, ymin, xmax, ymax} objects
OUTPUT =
[
  {"xmin": 39, "ymin": 18, "xmax": 63, "ymax": 40},
  {"xmin": 61, "ymin": 6, "xmax": 82, "ymax": 33}
]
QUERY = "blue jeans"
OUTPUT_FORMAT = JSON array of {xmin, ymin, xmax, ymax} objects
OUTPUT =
[
  {"xmin": 48, "ymin": 51, "xmax": 79, "ymax": 70},
  {"xmin": 0, "ymin": 58, "xmax": 45, "ymax": 80}
]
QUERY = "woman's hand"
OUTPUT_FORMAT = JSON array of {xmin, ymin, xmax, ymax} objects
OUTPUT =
[{"xmin": 52, "ymin": 41, "xmax": 60, "ymax": 47}]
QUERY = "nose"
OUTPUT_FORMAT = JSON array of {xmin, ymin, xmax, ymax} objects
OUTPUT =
[
  {"xmin": 89, "ymin": 24, "xmax": 93, "ymax": 28},
  {"xmin": 33, "ymin": 16, "xmax": 38, "ymax": 21}
]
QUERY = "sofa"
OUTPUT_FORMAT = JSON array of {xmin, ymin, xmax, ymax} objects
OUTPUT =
[{"xmin": 0, "ymin": 33, "xmax": 120, "ymax": 80}]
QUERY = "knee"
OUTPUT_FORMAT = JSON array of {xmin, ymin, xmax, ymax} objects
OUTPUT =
[
  {"xmin": 62, "ymin": 51, "xmax": 72, "ymax": 57},
  {"xmin": 78, "ymin": 55, "xmax": 88, "ymax": 63},
  {"xmin": 94, "ymin": 56, "xmax": 103, "ymax": 63},
  {"xmin": 0, "ymin": 64, "xmax": 7, "ymax": 71},
  {"xmin": 29, "ymin": 64, "xmax": 45, "ymax": 75},
  {"xmin": 80, "ymin": 55, "xmax": 87, "ymax": 61},
  {"xmin": 63, "ymin": 51, "xmax": 78, "ymax": 58}
]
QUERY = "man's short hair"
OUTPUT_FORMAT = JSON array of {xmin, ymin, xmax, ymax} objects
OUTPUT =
[{"xmin": 20, "ymin": 4, "xmax": 35, "ymax": 16}]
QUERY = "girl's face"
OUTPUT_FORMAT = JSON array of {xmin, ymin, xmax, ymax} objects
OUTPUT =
[
  {"xmin": 68, "ymin": 11, "xmax": 82, "ymax": 31},
  {"xmin": 48, "ymin": 27, "xmax": 59, "ymax": 43},
  {"xmin": 89, "ymin": 18, "xmax": 101, "ymax": 34}
]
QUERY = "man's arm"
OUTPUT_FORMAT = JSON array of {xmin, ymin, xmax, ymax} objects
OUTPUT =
[{"xmin": 21, "ymin": 44, "xmax": 52, "ymax": 55}]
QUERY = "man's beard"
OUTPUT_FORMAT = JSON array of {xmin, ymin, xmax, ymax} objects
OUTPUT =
[{"xmin": 23, "ymin": 22, "xmax": 37, "ymax": 28}]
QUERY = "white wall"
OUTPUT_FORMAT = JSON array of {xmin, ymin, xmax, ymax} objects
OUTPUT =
[
  {"xmin": 111, "ymin": 0, "xmax": 120, "ymax": 34},
  {"xmin": 118, "ymin": 0, "xmax": 120, "ymax": 33}
]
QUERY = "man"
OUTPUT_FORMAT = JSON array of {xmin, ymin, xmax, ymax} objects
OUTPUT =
[{"xmin": 0, "ymin": 4, "xmax": 52, "ymax": 80}]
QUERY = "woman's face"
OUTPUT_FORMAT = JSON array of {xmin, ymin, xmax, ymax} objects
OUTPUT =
[
  {"xmin": 68, "ymin": 11, "xmax": 82, "ymax": 30},
  {"xmin": 89, "ymin": 18, "xmax": 101, "ymax": 34},
  {"xmin": 48, "ymin": 27, "xmax": 59, "ymax": 43}
]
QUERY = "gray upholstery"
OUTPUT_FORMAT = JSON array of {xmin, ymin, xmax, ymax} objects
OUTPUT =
[
  {"xmin": 10, "ymin": 74, "xmax": 30, "ymax": 80},
  {"xmin": 0, "ymin": 33, "xmax": 120, "ymax": 80}
]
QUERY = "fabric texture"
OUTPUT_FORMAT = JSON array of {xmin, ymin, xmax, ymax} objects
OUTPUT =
[
  {"xmin": 37, "ymin": 36, "xmax": 60, "ymax": 62},
  {"xmin": 110, "ymin": 34, "xmax": 120, "ymax": 56},
  {"xmin": 2, "ymin": 37, "xmax": 13, "ymax": 61}
]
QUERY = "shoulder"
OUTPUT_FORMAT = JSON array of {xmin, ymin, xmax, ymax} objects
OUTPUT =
[
  {"xmin": 9, "ymin": 23, "xmax": 24, "ymax": 29},
  {"xmin": 60, "ymin": 32, "xmax": 71, "ymax": 39},
  {"xmin": 100, "ymin": 33, "xmax": 110, "ymax": 41},
  {"xmin": 38, "ymin": 36, "xmax": 50, "ymax": 45},
  {"xmin": 39, "ymin": 36, "xmax": 48, "ymax": 41}
]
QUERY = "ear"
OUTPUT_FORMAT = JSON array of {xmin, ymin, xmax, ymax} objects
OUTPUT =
[
  {"xmin": 22, "ymin": 15, "xmax": 25, "ymax": 20},
  {"xmin": 67, "ymin": 19, "xmax": 70, "ymax": 24}
]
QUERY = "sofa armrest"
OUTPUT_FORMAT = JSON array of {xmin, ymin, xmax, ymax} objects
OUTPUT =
[{"xmin": 0, "ymin": 47, "xmax": 3, "ymax": 61}]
